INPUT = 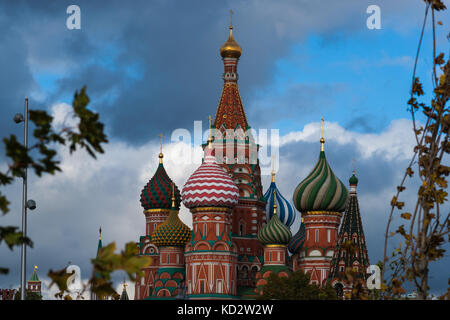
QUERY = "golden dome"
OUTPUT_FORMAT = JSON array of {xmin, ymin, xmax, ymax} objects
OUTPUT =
[{"xmin": 220, "ymin": 26, "xmax": 242, "ymax": 58}]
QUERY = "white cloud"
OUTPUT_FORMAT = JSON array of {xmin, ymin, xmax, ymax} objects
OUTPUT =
[
  {"xmin": 280, "ymin": 118, "xmax": 416, "ymax": 161},
  {"xmin": 3, "ymin": 103, "xmax": 448, "ymax": 297}
]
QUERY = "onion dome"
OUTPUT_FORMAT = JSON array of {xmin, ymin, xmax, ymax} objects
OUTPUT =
[
  {"xmin": 152, "ymin": 185, "xmax": 191, "ymax": 247},
  {"xmin": 220, "ymin": 22, "xmax": 242, "ymax": 58},
  {"xmin": 140, "ymin": 146, "xmax": 181, "ymax": 210},
  {"xmin": 288, "ymin": 220, "xmax": 306, "ymax": 254},
  {"xmin": 293, "ymin": 124, "xmax": 348, "ymax": 212},
  {"xmin": 257, "ymin": 190, "xmax": 292, "ymax": 245},
  {"xmin": 264, "ymin": 171, "xmax": 295, "ymax": 227},
  {"xmin": 349, "ymin": 171, "xmax": 358, "ymax": 185},
  {"xmin": 182, "ymin": 144, "xmax": 239, "ymax": 208}
]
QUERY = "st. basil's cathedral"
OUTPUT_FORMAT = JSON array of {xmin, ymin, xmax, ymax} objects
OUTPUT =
[{"xmin": 132, "ymin": 19, "xmax": 371, "ymax": 300}]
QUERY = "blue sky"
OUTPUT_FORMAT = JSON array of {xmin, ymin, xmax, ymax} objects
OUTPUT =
[{"xmin": 0, "ymin": 0, "xmax": 448, "ymax": 298}]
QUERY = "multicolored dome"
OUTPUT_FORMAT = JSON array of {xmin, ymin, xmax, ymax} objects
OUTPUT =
[
  {"xmin": 264, "ymin": 174, "xmax": 296, "ymax": 227},
  {"xmin": 288, "ymin": 221, "xmax": 306, "ymax": 254},
  {"xmin": 151, "ymin": 208, "xmax": 191, "ymax": 247},
  {"xmin": 257, "ymin": 191, "xmax": 292, "ymax": 245},
  {"xmin": 293, "ymin": 141, "xmax": 348, "ymax": 213},
  {"xmin": 182, "ymin": 146, "xmax": 239, "ymax": 208},
  {"xmin": 140, "ymin": 163, "xmax": 181, "ymax": 210}
]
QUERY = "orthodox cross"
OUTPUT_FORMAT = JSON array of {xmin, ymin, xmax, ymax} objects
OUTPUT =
[{"xmin": 158, "ymin": 133, "xmax": 163, "ymax": 153}]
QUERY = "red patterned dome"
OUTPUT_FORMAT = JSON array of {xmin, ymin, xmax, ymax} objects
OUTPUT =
[
  {"xmin": 140, "ymin": 163, "xmax": 181, "ymax": 210},
  {"xmin": 181, "ymin": 146, "xmax": 239, "ymax": 208}
]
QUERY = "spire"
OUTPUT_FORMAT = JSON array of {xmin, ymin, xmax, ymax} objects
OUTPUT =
[
  {"xmin": 220, "ymin": 10, "xmax": 242, "ymax": 59},
  {"xmin": 207, "ymin": 115, "xmax": 213, "ymax": 148},
  {"xmin": 97, "ymin": 227, "xmax": 102, "ymax": 257},
  {"xmin": 215, "ymin": 11, "xmax": 248, "ymax": 131},
  {"xmin": 171, "ymin": 182, "xmax": 176, "ymax": 209},
  {"xmin": 328, "ymin": 173, "xmax": 370, "ymax": 286},
  {"xmin": 271, "ymin": 155, "xmax": 276, "ymax": 182},
  {"xmin": 29, "ymin": 266, "xmax": 40, "ymax": 282},
  {"xmin": 158, "ymin": 133, "xmax": 164, "ymax": 164},
  {"xmin": 120, "ymin": 278, "xmax": 129, "ymax": 300},
  {"xmin": 320, "ymin": 117, "xmax": 325, "ymax": 152},
  {"xmin": 272, "ymin": 189, "xmax": 277, "ymax": 215}
]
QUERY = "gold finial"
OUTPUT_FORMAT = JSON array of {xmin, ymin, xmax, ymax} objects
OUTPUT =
[
  {"xmin": 171, "ymin": 182, "xmax": 176, "ymax": 208},
  {"xmin": 352, "ymin": 158, "xmax": 356, "ymax": 175},
  {"xmin": 320, "ymin": 117, "xmax": 325, "ymax": 152},
  {"xmin": 207, "ymin": 115, "xmax": 213, "ymax": 148},
  {"xmin": 301, "ymin": 217, "xmax": 304, "ymax": 223},
  {"xmin": 99, "ymin": 227, "xmax": 102, "ymax": 240},
  {"xmin": 273, "ymin": 189, "xmax": 277, "ymax": 215},
  {"xmin": 158, "ymin": 134, "xmax": 164, "ymax": 163},
  {"xmin": 123, "ymin": 278, "xmax": 128, "ymax": 289},
  {"xmin": 34, "ymin": 265, "xmax": 38, "ymax": 270}
]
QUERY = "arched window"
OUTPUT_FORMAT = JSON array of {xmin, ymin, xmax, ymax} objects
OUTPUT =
[
  {"xmin": 241, "ymin": 266, "xmax": 248, "ymax": 279},
  {"xmin": 327, "ymin": 229, "xmax": 331, "ymax": 243},
  {"xmin": 315, "ymin": 229, "xmax": 319, "ymax": 243}
]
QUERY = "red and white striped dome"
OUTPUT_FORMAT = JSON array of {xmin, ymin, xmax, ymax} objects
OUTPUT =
[{"xmin": 182, "ymin": 146, "xmax": 239, "ymax": 208}]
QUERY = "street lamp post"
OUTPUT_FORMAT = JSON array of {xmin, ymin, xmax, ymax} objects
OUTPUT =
[{"xmin": 14, "ymin": 97, "xmax": 37, "ymax": 300}]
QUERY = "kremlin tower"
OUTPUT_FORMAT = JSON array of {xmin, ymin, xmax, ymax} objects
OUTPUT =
[
  {"xmin": 328, "ymin": 171, "xmax": 370, "ymax": 299},
  {"xmin": 291, "ymin": 119, "xmax": 349, "ymax": 286},
  {"xmin": 26, "ymin": 266, "xmax": 42, "ymax": 298}
]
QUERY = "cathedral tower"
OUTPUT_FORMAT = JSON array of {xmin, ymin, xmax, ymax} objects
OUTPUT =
[
  {"xmin": 211, "ymin": 12, "xmax": 266, "ymax": 290},
  {"xmin": 255, "ymin": 190, "xmax": 292, "ymax": 295},
  {"xmin": 292, "ymin": 119, "xmax": 348, "ymax": 286},
  {"xmin": 328, "ymin": 172, "xmax": 370, "ymax": 299},
  {"xmin": 151, "ymin": 183, "xmax": 191, "ymax": 298},
  {"xmin": 135, "ymin": 136, "xmax": 182, "ymax": 299},
  {"xmin": 182, "ymin": 135, "xmax": 240, "ymax": 299}
]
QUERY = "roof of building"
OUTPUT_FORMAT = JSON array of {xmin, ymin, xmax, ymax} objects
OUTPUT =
[
  {"xmin": 293, "ymin": 137, "xmax": 348, "ymax": 213},
  {"xmin": 182, "ymin": 146, "xmax": 239, "ymax": 208}
]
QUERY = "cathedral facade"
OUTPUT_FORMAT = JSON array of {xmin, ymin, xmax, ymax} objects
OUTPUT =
[{"xmin": 134, "ymin": 20, "xmax": 369, "ymax": 300}]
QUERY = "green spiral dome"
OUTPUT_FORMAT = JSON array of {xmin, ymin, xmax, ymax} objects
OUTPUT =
[
  {"xmin": 257, "ymin": 212, "xmax": 292, "ymax": 245},
  {"xmin": 151, "ymin": 209, "xmax": 191, "ymax": 247},
  {"xmin": 293, "ymin": 150, "xmax": 348, "ymax": 212}
]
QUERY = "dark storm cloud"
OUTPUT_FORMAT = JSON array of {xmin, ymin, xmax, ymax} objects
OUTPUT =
[{"xmin": 0, "ymin": 0, "xmax": 430, "ymax": 145}]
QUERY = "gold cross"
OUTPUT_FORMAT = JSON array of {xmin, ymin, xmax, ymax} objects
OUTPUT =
[
  {"xmin": 321, "ymin": 117, "xmax": 324, "ymax": 139},
  {"xmin": 352, "ymin": 158, "xmax": 356, "ymax": 174},
  {"xmin": 230, "ymin": 9, "xmax": 233, "ymax": 27},
  {"xmin": 158, "ymin": 133, "xmax": 163, "ymax": 154},
  {"xmin": 208, "ymin": 115, "xmax": 213, "ymax": 141},
  {"xmin": 123, "ymin": 278, "xmax": 127, "ymax": 289}
]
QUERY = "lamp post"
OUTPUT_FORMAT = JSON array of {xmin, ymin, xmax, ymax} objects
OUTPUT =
[{"xmin": 14, "ymin": 97, "xmax": 37, "ymax": 300}]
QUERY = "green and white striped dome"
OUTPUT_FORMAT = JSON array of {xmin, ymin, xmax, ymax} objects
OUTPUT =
[
  {"xmin": 293, "ymin": 145, "xmax": 348, "ymax": 213},
  {"xmin": 257, "ymin": 208, "xmax": 292, "ymax": 245}
]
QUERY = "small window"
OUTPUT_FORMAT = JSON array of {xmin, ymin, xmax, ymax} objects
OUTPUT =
[{"xmin": 315, "ymin": 230, "xmax": 319, "ymax": 243}]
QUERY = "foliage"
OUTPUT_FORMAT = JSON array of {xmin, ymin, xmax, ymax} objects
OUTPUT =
[
  {"xmin": 383, "ymin": 0, "xmax": 449, "ymax": 299},
  {"xmin": 0, "ymin": 86, "xmax": 108, "ymax": 275},
  {"xmin": 48, "ymin": 242, "xmax": 151, "ymax": 299},
  {"xmin": 257, "ymin": 270, "xmax": 337, "ymax": 300}
]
